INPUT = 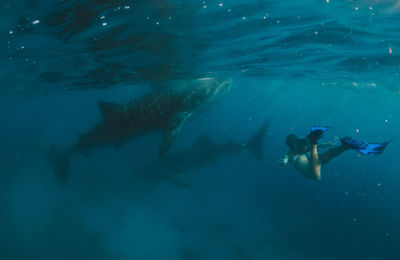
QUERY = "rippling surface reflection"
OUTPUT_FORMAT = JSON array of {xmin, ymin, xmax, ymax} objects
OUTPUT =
[{"xmin": 2, "ymin": 0, "xmax": 400, "ymax": 95}]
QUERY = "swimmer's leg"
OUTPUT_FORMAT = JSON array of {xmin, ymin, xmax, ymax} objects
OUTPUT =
[
  {"xmin": 318, "ymin": 146, "xmax": 347, "ymax": 165},
  {"xmin": 309, "ymin": 144, "xmax": 321, "ymax": 180},
  {"xmin": 307, "ymin": 126, "xmax": 332, "ymax": 180}
]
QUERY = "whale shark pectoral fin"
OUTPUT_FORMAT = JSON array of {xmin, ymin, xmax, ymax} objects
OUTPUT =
[
  {"xmin": 97, "ymin": 100, "xmax": 120, "ymax": 122},
  {"xmin": 158, "ymin": 112, "xmax": 192, "ymax": 156},
  {"xmin": 47, "ymin": 147, "xmax": 70, "ymax": 187}
]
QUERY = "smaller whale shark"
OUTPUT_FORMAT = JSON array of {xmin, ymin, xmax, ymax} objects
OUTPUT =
[
  {"xmin": 134, "ymin": 120, "xmax": 269, "ymax": 187},
  {"xmin": 49, "ymin": 77, "xmax": 232, "ymax": 185}
]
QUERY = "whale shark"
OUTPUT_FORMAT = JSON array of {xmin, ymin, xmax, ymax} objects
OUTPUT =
[
  {"xmin": 134, "ymin": 120, "xmax": 269, "ymax": 187},
  {"xmin": 50, "ymin": 77, "xmax": 232, "ymax": 185}
]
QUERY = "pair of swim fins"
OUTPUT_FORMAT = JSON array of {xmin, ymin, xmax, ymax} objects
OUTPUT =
[{"xmin": 308, "ymin": 126, "xmax": 390, "ymax": 156}]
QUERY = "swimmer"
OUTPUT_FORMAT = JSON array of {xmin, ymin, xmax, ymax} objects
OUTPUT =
[{"xmin": 280, "ymin": 127, "xmax": 390, "ymax": 180}]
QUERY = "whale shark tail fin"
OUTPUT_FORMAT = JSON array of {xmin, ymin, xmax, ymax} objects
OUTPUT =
[
  {"xmin": 246, "ymin": 120, "xmax": 269, "ymax": 160},
  {"xmin": 47, "ymin": 147, "xmax": 70, "ymax": 187}
]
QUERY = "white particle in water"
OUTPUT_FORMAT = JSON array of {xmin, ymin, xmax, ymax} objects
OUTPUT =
[
  {"xmin": 9, "ymin": 30, "xmax": 13, "ymax": 34},
  {"xmin": 100, "ymin": 16, "xmax": 105, "ymax": 19},
  {"xmin": 242, "ymin": 16, "xmax": 246, "ymax": 20},
  {"xmin": 102, "ymin": 22, "xmax": 108, "ymax": 26},
  {"xmin": 32, "ymin": 20, "xmax": 40, "ymax": 25},
  {"xmin": 124, "ymin": 6, "xmax": 130, "ymax": 9},
  {"xmin": 219, "ymin": 3, "xmax": 223, "ymax": 7}
]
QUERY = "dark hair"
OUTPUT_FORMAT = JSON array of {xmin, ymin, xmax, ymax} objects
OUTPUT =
[{"xmin": 285, "ymin": 134, "xmax": 309, "ymax": 154}]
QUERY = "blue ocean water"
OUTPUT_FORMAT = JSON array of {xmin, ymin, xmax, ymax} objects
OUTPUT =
[{"xmin": 1, "ymin": 0, "xmax": 400, "ymax": 259}]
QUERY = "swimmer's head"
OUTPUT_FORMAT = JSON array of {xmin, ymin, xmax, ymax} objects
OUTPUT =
[{"xmin": 285, "ymin": 134, "xmax": 309, "ymax": 154}]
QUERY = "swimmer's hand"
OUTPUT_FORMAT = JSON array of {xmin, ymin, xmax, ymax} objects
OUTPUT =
[{"xmin": 279, "ymin": 157, "xmax": 289, "ymax": 166}]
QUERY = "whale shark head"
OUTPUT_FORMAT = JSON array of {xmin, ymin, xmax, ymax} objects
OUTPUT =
[{"xmin": 181, "ymin": 77, "xmax": 232, "ymax": 110}]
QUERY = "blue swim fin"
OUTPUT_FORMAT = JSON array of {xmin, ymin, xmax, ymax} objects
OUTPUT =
[
  {"xmin": 340, "ymin": 137, "xmax": 390, "ymax": 156},
  {"xmin": 307, "ymin": 126, "xmax": 330, "ymax": 144}
]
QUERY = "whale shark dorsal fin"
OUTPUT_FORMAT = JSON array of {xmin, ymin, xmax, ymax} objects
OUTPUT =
[
  {"xmin": 158, "ymin": 112, "xmax": 192, "ymax": 156},
  {"xmin": 97, "ymin": 100, "xmax": 120, "ymax": 122}
]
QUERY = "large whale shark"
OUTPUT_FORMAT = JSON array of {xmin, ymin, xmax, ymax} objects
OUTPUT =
[
  {"xmin": 50, "ymin": 77, "xmax": 232, "ymax": 185},
  {"xmin": 134, "ymin": 120, "xmax": 269, "ymax": 187}
]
